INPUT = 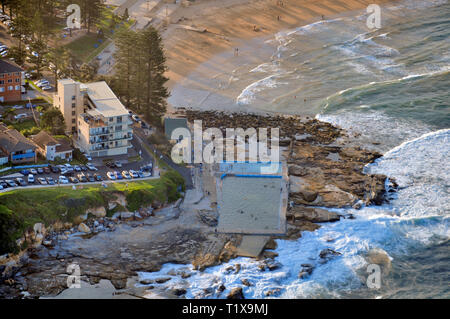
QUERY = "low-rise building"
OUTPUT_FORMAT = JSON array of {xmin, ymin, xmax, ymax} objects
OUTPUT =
[
  {"xmin": 0, "ymin": 59, "xmax": 25, "ymax": 103},
  {"xmin": 31, "ymin": 130, "xmax": 73, "ymax": 161},
  {"xmin": 54, "ymin": 79, "xmax": 133, "ymax": 157},
  {"xmin": 0, "ymin": 149, "xmax": 8, "ymax": 165},
  {"xmin": 0, "ymin": 123, "xmax": 37, "ymax": 164}
]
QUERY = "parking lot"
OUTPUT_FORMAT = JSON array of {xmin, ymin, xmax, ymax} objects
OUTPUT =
[{"xmin": 0, "ymin": 157, "xmax": 156, "ymax": 191}]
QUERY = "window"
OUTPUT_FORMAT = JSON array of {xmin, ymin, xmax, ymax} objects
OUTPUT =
[
  {"xmin": 0, "ymin": 74, "xmax": 3, "ymax": 78},
  {"xmin": 72, "ymin": 119, "xmax": 76, "ymax": 124},
  {"xmin": 0, "ymin": 87, "xmax": 4, "ymax": 92},
  {"xmin": 15, "ymin": 85, "xmax": 20, "ymax": 91},
  {"xmin": 115, "ymin": 125, "xmax": 122, "ymax": 132},
  {"xmin": 109, "ymin": 117, "xmax": 113, "ymax": 122},
  {"xmin": 117, "ymin": 116, "xmax": 122, "ymax": 123},
  {"xmin": 15, "ymin": 78, "xmax": 20, "ymax": 83},
  {"xmin": 8, "ymin": 86, "xmax": 13, "ymax": 91},
  {"xmin": 7, "ymin": 79, "xmax": 12, "ymax": 83},
  {"xmin": 0, "ymin": 80, "xmax": 4, "ymax": 84},
  {"xmin": 72, "ymin": 95, "xmax": 76, "ymax": 100},
  {"xmin": 72, "ymin": 111, "xmax": 76, "ymax": 116},
  {"xmin": 72, "ymin": 103, "xmax": 76, "ymax": 108},
  {"xmin": 15, "ymin": 72, "xmax": 20, "ymax": 76}
]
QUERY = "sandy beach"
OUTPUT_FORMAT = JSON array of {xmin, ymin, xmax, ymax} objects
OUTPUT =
[{"xmin": 162, "ymin": 0, "xmax": 398, "ymax": 112}]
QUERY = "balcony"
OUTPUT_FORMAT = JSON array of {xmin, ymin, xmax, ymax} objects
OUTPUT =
[{"xmin": 90, "ymin": 129, "xmax": 110, "ymax": 136}]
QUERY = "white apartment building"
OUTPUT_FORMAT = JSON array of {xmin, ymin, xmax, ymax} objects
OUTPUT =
[{"xmin": 54, "ymin": 79, "xmax": 133, "ymax": 157}]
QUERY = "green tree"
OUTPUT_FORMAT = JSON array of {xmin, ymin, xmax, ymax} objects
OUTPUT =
[
  {"xmin": 123, "ymin": 8, "xmax": 129, "ymax": 21},
  {"xmin": 28, "ymin": 39, "xmax": 48, "ymax": 78},
  {"xmin": 139, "ymin": 27, "xmax": 169, "ymax": 124},
  {"xmin": 47, "ymin": 46, "xmax": 71, "ymax": 89},
  {"xmin": 7, "ymin": 45, "xmax": 26, "ymax": 66},
  {"xmin": 9, "ymin": 12, "xmax": 32, "ymax": 54},
  {"xmin": 40, "ymin": 107, "xmax": 66, "ymax": 135},
  {"xmin": 113, "ymin": 27, "xmax": 169, "ymax": 125},
  {"xmin": 113, "ymin": 29, "xmax": 139, "ymax": 108}
]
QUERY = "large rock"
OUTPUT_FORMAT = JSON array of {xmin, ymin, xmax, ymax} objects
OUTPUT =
[
  {"xmin": 78, "ymin": 223, "xmax": 91, "ymax": 233},
  {"xmin": 366, "ymin": 248, "xmax": 392, "ymax": 275},
  {"xmin": 33, "ymin": 223, "xmax": 45, "ymax": 234},
  {"xmin": 227, "ymin": 287, "xmax": 245, "ymax": 299},
  {"xmin": 119, "ymin": 212, "xmax": 134, "ymax": 221},
  {"xmin": 86, "ymin": 207, "xmax": 106, "ymax": 218},
  {"xmin": 319, "ymin": 248, "xmax": 342, "ymax": 261},
  {"xmin": 289, "ymin": 207, "xmax": 340, "ymax": 223}
]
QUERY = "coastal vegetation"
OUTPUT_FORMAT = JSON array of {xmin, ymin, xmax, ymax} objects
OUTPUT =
[
  {"xmin": 0, "ymin": 170, "xmax": 185, "ymax": 255},
  {"xmin": 110, "ymin": 27, "xmax": 169, "ymax": 126}
]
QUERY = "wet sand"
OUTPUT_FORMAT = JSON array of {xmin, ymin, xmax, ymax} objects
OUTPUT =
[{"xmin": 163, "ymin": 0, "xmax": 399, "ymax": 113}]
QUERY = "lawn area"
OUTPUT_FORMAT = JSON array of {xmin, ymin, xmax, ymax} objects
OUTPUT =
[
  {"xmin": 0, "ymin": 170, "xmax": 185, "ymax": 254},
  {"xmin": 64, "ymin": 6, "xmax": 135, "ymax": 63},
  {"xmin": 65, "ymin": 34, "xmax": 110, "ymax": 63},
  {"xmin": 10, "ymin": 119, "xmax": 38, "ymax": 132}
]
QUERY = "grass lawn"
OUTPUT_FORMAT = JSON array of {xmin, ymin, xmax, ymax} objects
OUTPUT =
[
  {"xmin": 0, "ymin": 170, "xmax": 184, "ymax": 254},
  {"xmin": 64, "ymin": 6, "xmax": 135, "ymax": 63},
  {"xmin": 10, "ymin": 119, "xmax": 38, "ymax": 132}
]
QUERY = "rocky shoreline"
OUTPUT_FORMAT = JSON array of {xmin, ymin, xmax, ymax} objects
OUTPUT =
[{"xmin": 0, "ymin": 110, "xmax": 396, "ymax": 299}]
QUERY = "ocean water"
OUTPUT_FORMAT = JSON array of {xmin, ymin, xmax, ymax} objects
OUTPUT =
[{"xmin": 145, "ymin": 0, "xmax": 449, "ymax": 298}]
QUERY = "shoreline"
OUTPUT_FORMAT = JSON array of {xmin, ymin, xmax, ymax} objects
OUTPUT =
[{"xmin": 163, "ymin": 0, "xmax": 400, "ymax": 113}]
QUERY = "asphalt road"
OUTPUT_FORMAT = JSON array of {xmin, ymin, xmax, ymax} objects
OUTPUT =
[{"xmin": 133, "ymin": 126, "xmax": 193, "ymax": 189}]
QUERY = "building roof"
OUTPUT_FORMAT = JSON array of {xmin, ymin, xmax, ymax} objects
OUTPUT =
[
  {"xmin": 84, "ymin": 81, "xmax": 128, "ymax": 117},
  {"xmin": 58, "ymin": 78, "xmax": 78, "ymax": 86},
  {"xmin": 164, "ymin": 118, "xmax": 188, "ymax": 139},
  {"xmin": 0, "ymin": 127, "xmax": 37, "ymax": 153},
  {"xmin": 55, "ymin": 137, "xmax": 73, "ymax": 153},
  {"xmin": 0, "ymin": 59, "xmax": 24, "ymax": 74},
  {"xmin": 31, "ymin": 130, "xmax": 73, "ymax": 153},
  {"xmin": 31, "ymin": 130, "xmax": 58, "ymax": 149}
]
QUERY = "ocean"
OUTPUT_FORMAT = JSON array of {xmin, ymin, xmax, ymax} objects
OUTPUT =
[{"xmin": 156, "ymin": 0, "xmax": 450, "ymax": 298}]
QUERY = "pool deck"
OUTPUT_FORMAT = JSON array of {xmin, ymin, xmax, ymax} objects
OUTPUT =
[{"xmin": 214, "ymin": 162, "xmax": 288, "ymax": 235}]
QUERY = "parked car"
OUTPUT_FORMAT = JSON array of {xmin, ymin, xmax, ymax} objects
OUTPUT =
[
  {"xmin": 0, "ymin": 181, "xmax": 8, "ymax": 188},
  {"xmin": 138, "ymin": 171, "xmax": 146, "ymax": 178},
  {"xmin": 114, "ymin": 161, "xmax": 122, "ymax": 168},
  {"xmin": 50, "ymin": 165, "xmax": 60, "ymax": 173},
  {"xmin": 106, "ymin": 172, "xmax": 116, "ymax": 180},
  {"xmin": 61, "ymin": 169, "xmax": 74, "ymax": 176},
  {"xmin": 114, "ymin": 171, "xmax": 123, "ymax": 180},
  {"xmin": 14, "ymin": 113, "xmax": 29, "ymax": 120},
  {"xmin": 5, "ymin": 180, "xmax": 17, "ymax": 187},
  {"xmin": 42, "ymin": 85, "xmax": 52, "ymax": 91},
  {"xmin": 58, "ymin": 176, "xmax": 69, "ymax": 184},
  {"xmin": 15, "ymin": 177, "xmax": 27, "ymax": 186},
  {"xmin": 129, "ymin": 170, "xmax": 139, "ymax": 178},
  {"xmin": 37, "ymin": 177, "xmax": 47, "ymax": 185},
  {"xmin": 46, "ymin": 177, "xmax": 55, "ymax": 185},
  {"xmin": 83, "ymin": 153, "xmax": 92, "ymax": 161},
  {"xmin": 121, "ymin": 170, "xmax": 131, "ymax": 179},
  {"xmin": 94, "ymin": 174, "xmax": 102, "ymax": 181},
  {"xmin": 27, "ymin": 174, "xmax": 34, "ymax": 184},
  {"xmin": 139, "ymin": 169, "xmax": 152, "ymax": 178},
  {"xmin": 29, "ymin": 168, "xmax": 37, "ymax": 175},
  {"xmin": 79, "ymin": 165, "xmax": 87, "ymax": 171},
  {"xmin": 20, "ymin": 169, "xmax": 30, "ymax": 175},
  {"xmin": 74, "ymin": 165, "xmax": 81, "ymax": 172},
  {"xmin": 69, "ymin": 177, "xmax": 79, "ymax": 184},
  {"xmin": 37, "ymin": 167, "xmax": 44, "ymax": 174},
  {"xmin": 77, "ymin": 173, "xmax": 87, "ymax": 183},
  {"xmin": 86, "ymin": 173, "xmax": 94, "ymax": 182},
  {"xmin": 86, "ymin": 163, "xmax": 98, "ymax": 171},
  {"xmin": 44, "ymin": 167, "xmax": 51, "ymax": 174}
]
